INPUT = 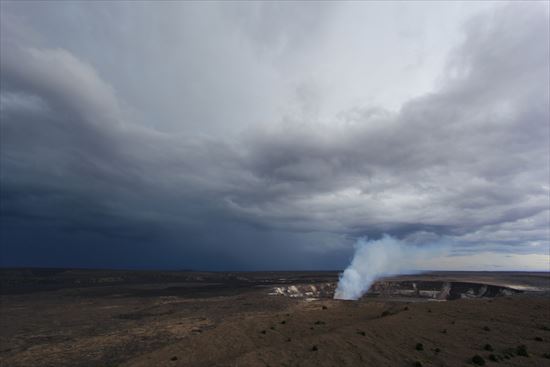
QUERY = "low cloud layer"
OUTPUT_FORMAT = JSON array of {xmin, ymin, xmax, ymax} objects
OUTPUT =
[{"xmin": 1, "ymin": 2, "xmax": 548, "ymax": 270}]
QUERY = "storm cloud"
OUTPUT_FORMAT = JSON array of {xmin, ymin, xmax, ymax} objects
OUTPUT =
[{"xmin": 1, "ymin": 2, "xmax": 548, "ymax": 270}]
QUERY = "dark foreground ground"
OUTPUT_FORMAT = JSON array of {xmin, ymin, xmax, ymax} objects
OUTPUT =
[{"xmin": 0, "ymin": 269, "xmax": 549, "ymax": 367}]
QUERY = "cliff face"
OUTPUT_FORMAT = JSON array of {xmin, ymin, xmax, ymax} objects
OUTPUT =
[{"xmin": 270, "ymin": 280, "xmax": 522, "ymax": 300}]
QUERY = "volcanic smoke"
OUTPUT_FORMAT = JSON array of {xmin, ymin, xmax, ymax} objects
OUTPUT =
[{"xmin": 334, "ymin": 235, "xmax": 443, "ymax": 300}]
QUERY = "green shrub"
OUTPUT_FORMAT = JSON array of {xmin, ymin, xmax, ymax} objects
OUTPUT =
[
  {"xmin": 516, "ymin": 345, "xmax": 528, "ymax": 357},
  {"xmin": 415, "ymin": 343, "xmax": 424, "ymax": 351},
  {"xmin": 472, "ymin": 355, "xmax": 485, "ymax": 366}
]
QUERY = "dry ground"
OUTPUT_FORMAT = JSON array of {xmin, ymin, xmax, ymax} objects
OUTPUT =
[{"xmin": 0, "ymin": 270, "xmax": 548, "ymax": 367}]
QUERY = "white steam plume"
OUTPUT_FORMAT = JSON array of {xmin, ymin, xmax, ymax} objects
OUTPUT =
[{"xmin": 334, "ymin": 235, "xmax": 446, "ymax": 300}]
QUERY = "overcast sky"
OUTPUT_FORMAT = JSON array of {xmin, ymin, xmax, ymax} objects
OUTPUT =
[{"xmin": 1, "ymin": 1, "xmax": 549, "ymax": 270}]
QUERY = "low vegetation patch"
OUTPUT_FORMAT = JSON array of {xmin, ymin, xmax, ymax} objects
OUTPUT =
[
  {"xmin": 471, "ymin": 355, "xmax": 485, "ymax": 366},
  {"xmin": 415, "ymin": 343, "xmax": 424, "ymax": 351},
  {"xmin": 516, "ymin": 344, "xmax": 528, "ymax": 357}
]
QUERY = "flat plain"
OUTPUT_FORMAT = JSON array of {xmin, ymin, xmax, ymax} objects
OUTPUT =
[{"xmin": 0, "ymin": 269, "xmax": 549, "ymax": 367}]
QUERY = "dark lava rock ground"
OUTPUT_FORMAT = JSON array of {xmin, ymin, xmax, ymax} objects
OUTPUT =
[{"xmin": 0, "ymin": 269, "xmax": 548, "ymax": 367}]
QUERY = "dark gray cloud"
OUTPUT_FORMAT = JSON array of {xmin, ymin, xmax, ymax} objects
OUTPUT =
[{"xmin": 0, "ymin": 2, "xmax": 548, "ymax": 269}]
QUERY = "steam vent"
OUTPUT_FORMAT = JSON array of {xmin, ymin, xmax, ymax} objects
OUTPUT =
[{"xmin": 269, "ymin": 280, "xmax": 522, "ymax": 300}]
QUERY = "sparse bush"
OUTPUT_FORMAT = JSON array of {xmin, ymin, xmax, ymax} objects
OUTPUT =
[
  {"xmin": 322, "ymin": 305, "xmax": 328, "ymax": 310},
  {"xmin": 260, "ymin": 330, "xmax": 266, "ymax": 334},
  {"xmin": 357, "ymin": 331, "xmax": 366, "ymax": 336},
  {"xmin": 516, "ymin": 344, "xmax": 528, "ymax": 357},
  {"xmin": 543, "ymin": 352, "xmax": 550, "ymax": 359},
  {"xmin": 270, "ymin": 326, "xmax": 275, "ymax": 330},
  {"xmin": 314, "ymin": 320, "xmax": 325, "ymax": 325},
  {"xmin": 488, "ymin": 354, "xmax": 498, "ymax": 362},
  {"xmin": 286, "ymin": 337, "xmax": 291, "ymax": 342},
  {"xmin": 311, "ymin": 345, "xmax": 318, "ymax": 351},
  {"xmin": 434, "ymin": 347, "xmax": 441, "ymax": 353},
  {"xmin": 280, "ymin": 320, "xmax": 286, "ymax": 324},
  {"xmin": 483, "ymin": 326, "xmax": 491, "ymax": 331},
  {"xmin": 413, "ymin": 361, "xmax": 422, "ymax": 367},
  {"xmin": 534, "ymin": 336, "xmax": 543, "ymax": 342},
  {"xmin": 404, "ymin": 306, "xmax": 409, "ymax": 311},
  {"xmin": 170, "ymin": 356, "xmax": 178, "ymax": 361},
  {"xmin": 441, "ymin": 329, "xmax": 447, "ymax": 334},
  {"xmin": 472, "ymin": 355, "xmax": 485, "ymax": 365},
  {"xmin": 381, "ymin": 310, "xmax": 391, "ymax": 317},
  {"xmin": 483, "ymin": 344, "xmax": 493, "ymax": 351},
  {"xmin": 415, "ymin": 343, "xmax": 424, "ymax": 351},
  {"xmin": 427, "ymin": 308, "xmax": 432, "ymax": 313}
]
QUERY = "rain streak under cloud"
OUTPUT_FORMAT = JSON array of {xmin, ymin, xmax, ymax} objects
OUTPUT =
[{"xmin": 0, "ymin": 2, "xmax": 549, "ymax": 271}]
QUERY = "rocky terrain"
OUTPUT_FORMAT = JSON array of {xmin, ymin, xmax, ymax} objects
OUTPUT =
[{"xmin": 0, "ymin": 269, "xmax": 549, "ymax": 366}]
